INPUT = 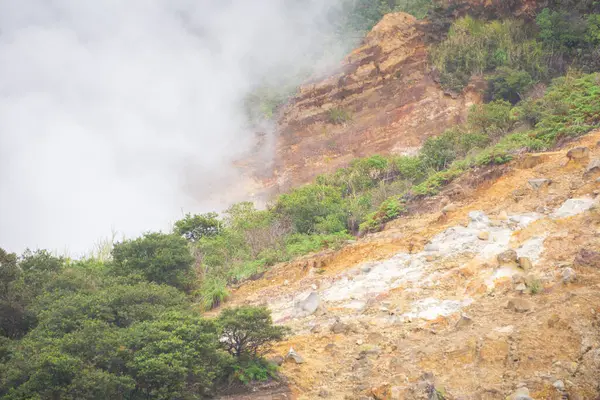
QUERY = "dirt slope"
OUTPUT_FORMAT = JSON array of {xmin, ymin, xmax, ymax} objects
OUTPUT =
[{"xmin": 218, "ymin": 130, "xmax": 600, "ymax": 399}]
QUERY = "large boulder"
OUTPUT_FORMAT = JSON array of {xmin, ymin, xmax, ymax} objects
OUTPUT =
[{"xmin": 295, "ymin": 291, "xmax": 320, "ymax": 315}]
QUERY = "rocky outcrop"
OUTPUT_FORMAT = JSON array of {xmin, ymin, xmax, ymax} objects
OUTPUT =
[{"xmin": 266, "ymin": 12, "xmax": 481, "ymax": 193}]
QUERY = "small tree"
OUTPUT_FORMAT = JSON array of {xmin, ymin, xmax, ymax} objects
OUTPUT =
[
  {"xmin": 111, "ymin": 233, "xmax": 195, "ymax": 290},
  {"xmin": 217, "ymin": 306, "xmax": 289, "ymax": 359},
  {"xmin": 173, "ymin": 212, "xmax": 222, "ymax": 242}
]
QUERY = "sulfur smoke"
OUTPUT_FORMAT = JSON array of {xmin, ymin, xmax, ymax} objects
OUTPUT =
[{"xmin": 0, "ymin": 0, "xmax": 353, "ymax": 254}]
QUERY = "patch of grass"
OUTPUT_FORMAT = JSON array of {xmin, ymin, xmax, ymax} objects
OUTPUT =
[
  {"xmin": 328, "ymin": 107, "xmax": 352, "ymax": 125},
  {"xmin": 528, "ymin": 278, "xmax": 543, "ymax": 295}
]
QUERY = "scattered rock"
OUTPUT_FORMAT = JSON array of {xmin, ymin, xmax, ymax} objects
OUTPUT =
[
  {"xmin": 455, "ymin": 314, "xmax": 473, "ymax": 330},
  {"xmin": 508, "ymin": 387, "xmax": 533, "ymax": 400},
  {"xmin": 515, "ymin": 283, "xmax": 527, "ymax": 292},
  {"xmin": 296, "ymin": 292, "xmax": 320, "ymax": 315},
  {"xmin": 361, "ymin": 265, "xmax": 372, "ymax": 273},
  {"xmin": 518, "ymin": 257, "xmax": 533, "ymax": 271},
  {"xmin": 318, "ymin": 388, "xmax": 330, "ymax": 398},
  {"xmin": 552, "ymin": 198, "xmax": 597, "ymax": 219},
  {"xmin": 324, "ymin": 343, "xmax": 336, "ymax": 351},
  {"xmin": 310, "ymin": 324, "xmax": 322, "ymax": 334},
  {"xmin": 528, "ymin": 178, "xmax": 551, "ymax": 190},
  {"xmin": 331, "ymin": 321, "xmax": 350, "ymax": 334},
  {"xmin": 268, "ymin": 355, "xmax": 285, "ymax": 366},
  {"xmin": 498, "ymin": 211, "xmax": 509, "ymax": 220},
  {"xmin": 507, "ymin": 298, "xmax": 534, "ymax": 313},
  {"xmin": 574, "ymin": 248, "xmax": 600, "ymax": 268},
  {"xmin": 283, "ymin": 280, "xmax": 290, "ymax": 286},
  {"xmin": 286, "ymin": 347, "xmax": 304, "ymax": 364},
  {"xmin": 562, "ymin": 267, "xmax": 577, "ymax": 283},
  {"xmin": 498, "ymin": 250, "xmax": 518, "ymax": 264},
  {"xmin": 356, "ymin": 339, "xmax": 364, "ymax": 345},
  {"xmin": 478, "ymin": 231, "xmax": 490, "ymax": 240},
  {"xmin": 311, "ymin": 284, "xmax": 318, "ymax": 290},
  {"xmin": 371, "ymin": 383, "xmax": 391, "ymax": 400},
  {"xmin": 567, "ymin": 146, "xmax": 590, "ymax": 161},
  {"xmin": 442, "ymin": 204, "xmax": 458, "ymax": 214},
  {"xmin": 553, "ymin": 380, "xmax": 565, "ymax": 391}
]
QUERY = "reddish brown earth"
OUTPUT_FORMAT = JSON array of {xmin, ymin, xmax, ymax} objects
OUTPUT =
[{"xmin": 260, "ymin": 12, "xmax": 482, "ymax": 195}]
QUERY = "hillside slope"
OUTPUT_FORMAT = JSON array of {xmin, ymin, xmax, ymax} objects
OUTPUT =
[
  {"xmin": 259, "ymin": 12, "xmax": 481, "ymax": 194},
  {"xmin": 219, "ymin": 130, "xmax": 600, "ymax": 399}
]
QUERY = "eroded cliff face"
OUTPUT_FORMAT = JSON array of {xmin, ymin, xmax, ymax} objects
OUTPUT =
[{"xmin": 265, "ymin": 12, "xmax": 481, "ymax": 194}]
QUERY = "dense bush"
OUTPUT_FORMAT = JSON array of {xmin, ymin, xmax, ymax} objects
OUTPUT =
[
  {"xmin": 431, "ymin": 17, "xmax": 546, "ymax": 92},
  {"xmin": 486, "ymin": 67, "xmax": 533, "ymax": 104},
  {"xmin": 0, "ymin": 248, "xmax": 288, "ymax": 399},
  {"xmin": 112, "ymin": 233, "xmax": 195, "ymax": 291},
  {"xmin": 218, "ymin": 306, "xmax": 289, "ymax": 359}
]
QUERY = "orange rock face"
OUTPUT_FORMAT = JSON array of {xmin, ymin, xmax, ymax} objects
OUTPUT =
[{"xmin": 266, "ymin": 12, "xmax": 481, "ymax": 193}]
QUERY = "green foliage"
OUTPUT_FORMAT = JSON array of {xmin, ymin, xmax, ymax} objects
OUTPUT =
[
  {"xmin": 411, "ymin": 166, "xmax": 465, "ymax": 196},
  {"xmin": 1, "ymin": 249, "xmax": 289, "ymax": 400},
  {"xmin": 198, "ymin": 276, "xmax": 230, "ymax": 311},
  {"xmin": 230, "ymin": 359, "xmax": 277, "ymax": 385},
  {"xmin": 275, "ymin": 185, "xmax": 345, "ymax": 234},
  {"xmin": 420, "ymin": 130, "xmax": 460, "ymax": 170},
  {"xmin": 112, "ymin": 233, "xmax": 195, "ymax": 291},
  {"xmin": 467, "ymin": 100, "xmax": 516, "ymax": 139},
  {"xmin": 328, "ymin": 107, "xmax": 352, "ymax": 125},
  {"xmin": 431, "ymin": 17, "xmax": 546, "ymax": 92},
  {"xmin": 285, "ymin": 232, "xmax": 352, "ymax": 258},
  {"xmin": 359, "ymin": 197, "xmax": 406, "ymax": 233},
  {"xmin": 486, "ymin": 67, "xmax": 533, "ymax": 104},
  {"xmin": 217, "ymin": 306, "xmax": 289, "ymax": 359},
  {"xmin": 174, "ymin": 212, "xmax": 222, "ymax": 242}
]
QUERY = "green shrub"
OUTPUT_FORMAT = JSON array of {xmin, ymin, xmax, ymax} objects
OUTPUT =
[
  {"xmin": 431, "ymin": 17, "xmax": 546, "ymax": 92},
  {"xmin": 111, "ymin": 233, "xmax": 195, "ymax": 291},
  {"xmin": 420, "ymin": 129, "xmax": 460, "ymax": 170},
  {"xmin": 285, "ymin": 232, "xmax": 352, "ymax": 257},
  {"xmin": 328, "ymin": 107, "xmax": 352, "ymax": 125},
  {"xmin": 217, "ymin": 306, "xmax": 289, "ymax": 359},
  {"xmin": 467, "ymin": 100, "xmax": 516, "ymax": 139},
  {"xmin": 393, "ymin": 156, "xmax": 426, "ymax": 182},
  {"xmin": 275, "ymin": 185, "xmax": 345, "ymax": 234},
  {"xmin": 358, "ymin": 197, "xmax": 406, "ymax": 233},
  {"xmin": 230, "ymin": 359, "xmax": 277, "ymax": 385},
  {"xmin": 199, "ymin": 277, "xmax": 230, "ymax": 311},
  {"xmin": 174, "ymin": 212, "xmax": 222, "ymax": 242},
  {"xmin": 486, "ymin": 67, "xmax": 533, "ymax": 104}
]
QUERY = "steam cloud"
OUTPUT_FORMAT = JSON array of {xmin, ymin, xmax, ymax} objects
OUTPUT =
[{"xmin": 0, "ymin": 0, "xmax": 350, "ymax": 254}]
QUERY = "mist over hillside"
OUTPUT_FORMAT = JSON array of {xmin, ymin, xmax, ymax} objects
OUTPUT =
[{"xmin": 0, "ymin": 0, "xmax": 355, "ymax": 254}]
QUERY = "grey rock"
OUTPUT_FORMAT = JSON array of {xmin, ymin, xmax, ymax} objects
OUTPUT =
[
  {"xmin": 442, "ymin": 204, "xmax": 458, "ymax": 214},
  {"xmin": 528, "ymin": 178, "xmax": 551, "ymax": 190},
  {"xmin": 585, "ymin": 158, "xmax": 600, "ymax": 176},
  {"xmin": 515, "ymin": 283, "xmax": 527, "ymax": 292},
  {"xmin": 562, "ymin": 267, "xmax": 576, "ymax": 284},
  {"xmin": 361, "ymin": 265, "xmax": 372, "ymax": 273},
  {"xmin": 296, "ymin": 291, "xmax": 320, "ymax": 315},
  {"xmin": 508, "ymin": 387, "xmax": 533, "ymax": 400},
  {"xmin": 455, "ymin": 314, "xmax": 473, "ymax": 330},
  {"xmin": 567, "ymin": 146, "xmax": 590, "ymax": 160},
  {"xmin": 552, "ymin": 198, "xmax": 597, "ymax": 219},
  {"xmin": 553, "ymin": 380, "xmax": 565, "ymax": 391},
  {"xmin": 286, "ymin": 347, "xmax": 304, "ymax": 364},
  {"xmin": 331, "ymin": 321, "xmax": 349, "ymax": 334},
  {"xmin": 318, "ymin": 388, "xmax": 330, "ymax": 398},
  {"xmin": 498, "ymin": 249, "xmax": 518, "ymax": 264}
]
